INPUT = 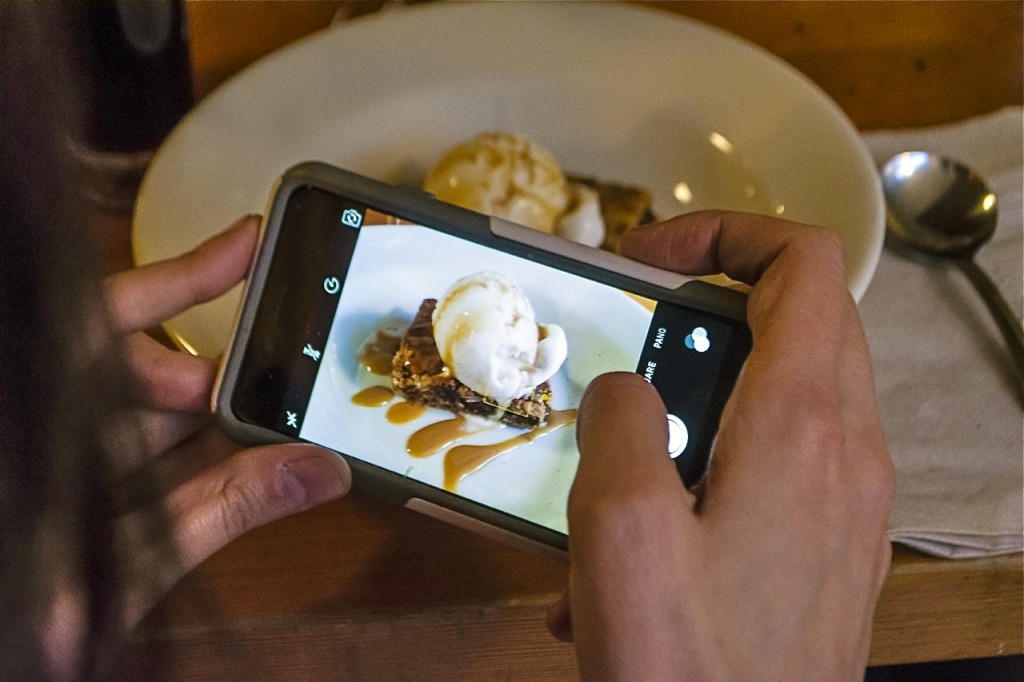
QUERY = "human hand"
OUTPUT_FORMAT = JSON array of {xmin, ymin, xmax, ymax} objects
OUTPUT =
[
  {"xmin": 100, "ymin": 216, "xmax": 351, "ymax": 639},
  {"xmin": 548, "ymin": 211, "xmax": 895, "ymax": 680}
]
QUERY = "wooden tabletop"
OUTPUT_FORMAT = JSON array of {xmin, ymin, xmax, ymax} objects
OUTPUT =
[{"xmin": 110, "ymin": 2, "xmax": 1023, "ymax": 678}]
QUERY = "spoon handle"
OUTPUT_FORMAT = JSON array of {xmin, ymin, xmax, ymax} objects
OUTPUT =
[{"xmin": 955, "ymin": 256, "xmax": 1024, "ymax": 389}]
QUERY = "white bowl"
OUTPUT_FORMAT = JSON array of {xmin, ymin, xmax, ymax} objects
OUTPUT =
[{"xmin": 134, "ymin": 2, "xmax": 883, "ymax": 358}]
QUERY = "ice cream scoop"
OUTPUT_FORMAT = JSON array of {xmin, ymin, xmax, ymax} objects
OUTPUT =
[
  {"xmin": 423, "ymin": 132, "xmax": 570, "ymax": 234},
  {"xmin": 432, "ymin": 272, "xmax": 567, "ymax": 403},
  {"xmin": 556, "ymin": 183, "xmax": 606, "ymax": 247}
]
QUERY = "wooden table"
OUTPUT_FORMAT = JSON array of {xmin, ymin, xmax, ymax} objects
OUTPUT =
[{"xmin": 109, "ymin": 2, "xmax": 1023, "ymax": 678}]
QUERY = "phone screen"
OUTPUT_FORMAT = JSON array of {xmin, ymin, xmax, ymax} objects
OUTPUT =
[{"xmin": 231, "ymin": 186, "xmax": 748, "ymax": 535}]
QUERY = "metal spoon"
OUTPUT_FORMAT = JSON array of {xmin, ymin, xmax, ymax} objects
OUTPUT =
[{"xmin": 880, "ymin": 151, "xmax": 1024, "ymax": 387}]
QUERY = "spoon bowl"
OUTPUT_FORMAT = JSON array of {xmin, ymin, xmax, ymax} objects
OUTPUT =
[
  {"xmin": 880, "ymin": 151, "xmax": 1023, "ymax": 392},
  {"xmin": 881, "ymin": 151, "xmax": 998, "ymax": 257}
]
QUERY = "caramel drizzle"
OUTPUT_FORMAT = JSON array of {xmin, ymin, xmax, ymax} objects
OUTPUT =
[
  {"xmin": 351, "ymin": 385, "xmax": 395, "ymax": 407},
  {"xmin": 405, "ymin": 416, "xmax": 492, "ymax": 458},
  {"xmin": 386, "ymin": 400, "xmax": 427, "ymax": 424},
  {"xmin": 443, "ymin": 409, "xmax": 577, "ymax": 491},
  {"xmin": 351, "ymin": 384, "xmax": 576, "ymax": 490}
]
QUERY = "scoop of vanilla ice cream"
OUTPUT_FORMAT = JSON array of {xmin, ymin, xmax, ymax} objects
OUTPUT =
[
  {"xmin": 432, "ymin": 272, "xmax": 567, "ymax": 404},
  {"xmin": 556, "ymin": 183, "xmax": 606, "ymax": 248},
  {"xmin": 423, "ymin": 132, "xmax": 570, "ymax": 233}
]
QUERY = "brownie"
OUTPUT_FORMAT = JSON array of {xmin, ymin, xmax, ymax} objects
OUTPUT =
[
  {"xmin": 391, "ymin": 299, "xmax": 552, "ymax": 428},
  {"xmin": 567, "ymin": 173, "xmax": 655, "ymax": 252}
]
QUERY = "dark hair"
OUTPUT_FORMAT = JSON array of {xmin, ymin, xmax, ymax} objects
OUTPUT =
[{"xmin": 1, "ymin": 4, "xmax": 125, "ymax": 678}]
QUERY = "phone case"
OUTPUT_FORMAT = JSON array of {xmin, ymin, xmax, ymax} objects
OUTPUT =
[{"xmin": 214, "ymin": 162, "xmax": 748, "ymax": 558}]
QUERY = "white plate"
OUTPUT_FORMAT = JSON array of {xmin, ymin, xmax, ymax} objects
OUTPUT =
[
  {"xmin": 299, "ymin": 225, "xmax": 651, "ymax": 533},
  {"xmin": 134, "ymin": 2, "xmax": 883, "ymax": 358}
]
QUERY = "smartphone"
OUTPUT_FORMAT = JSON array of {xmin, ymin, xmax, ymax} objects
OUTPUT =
[{"xmin": 214, "ymin": 162, "xmax": 751, "ymax": 560}]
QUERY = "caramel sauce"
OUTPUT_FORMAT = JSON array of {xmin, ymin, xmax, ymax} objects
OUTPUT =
[
  {"xmin": 359, "ymin": 330, "xmax": 402, "ymax": 376},
  {"xmin": 352, "ymin": 319, "xmax": 577, "ymax": 489},
  {"xmin": 406, "ymin": 416, "xmax": 493, "ymax": 458},
  {"xmin": 351, "ymin": 385, "xmax": 395, "ymax": 407},
  {"xmin": 386, "ymin": 400, "xmax": 427, "ymax": 424},
  {"xmin": 443, "ymin": 409, "xmax": 577, "ymax": 491}
]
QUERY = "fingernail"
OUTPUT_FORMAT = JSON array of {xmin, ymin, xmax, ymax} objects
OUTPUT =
[{"xmin": 279, "ymin": 451, "xmax": 352, "ymax": 508}]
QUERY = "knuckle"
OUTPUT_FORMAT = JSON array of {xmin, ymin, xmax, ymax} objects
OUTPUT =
[
  {"xmin": 789, "ymin": 228, "xmax": 847, "ymax": 283},
  {"xmin": 213, "ymin": 474, "xmax": 261, "ymax": 539},
  {"xmin": 127, "ymin": 356, "xmax": 163, "ymax": 404},
  {"xmin": 797, "ymin": 225, "xmax": 844, "ymax": 256},
  {"xmin": 857, "ymin": 449, "xmax": 897, "ymax": 517},
  {"xmin": 776, "ymin": 392, "xmax": 845, "ymax": 462}
]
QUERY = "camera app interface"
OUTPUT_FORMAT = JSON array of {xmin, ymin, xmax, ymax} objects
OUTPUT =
[{"xmin": 270, "ymin": 188, "xmax": 736, "ymax": 534}]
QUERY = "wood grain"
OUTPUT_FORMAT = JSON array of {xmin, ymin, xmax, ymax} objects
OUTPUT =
[
  {"xmin": 641, "ymin": 1, "xmax": 1023, "ymax": 129},
  {"xmin": 185, "ymin": 1, "xmax": 1023, "ymax": 130},
  {"xmin": 872, "ymin": 546, "xmax": 1024, "ymax": 664}
]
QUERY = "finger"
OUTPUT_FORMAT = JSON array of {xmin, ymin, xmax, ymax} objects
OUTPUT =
[
  {"xmin": 104, "ymin": 214, "xmax": 259, "ymax": 335},
  {"xmin": 569, "ymin": 372, "xmax": 693, "ymax": 545},
  {"xmin": 111, "ymin": 424, "xmax": 239, "ymax": 511},
  {"xmin": 545, "ymin": 589, "xmax": 574, "ymax": 642},
  {"xmin": 573, "ymin": 373, "xmax": 680, "ymax": 498},
  {"xmin": 627, "ymin": 211, "xmax": 855, "ymax": 400},
  {"xmin": 161, "ymin": 443, "xmax": 351, "ymax": 570},
  {"xmin": 619, "ymin": 209, "xmax": 838, "ymax": 287},
  {"xmin": 566, "ymin": 374, "xmax": 696, "ymax": 679},
  {"xmin": 113, "ymin": 444, "xmax": 348, "ymax": 633},
  {"xmin": 101, "ymin": 408, "xmax": 214, "ymax": 474},
  {"xmin": 622, "ymin": 210, "xmax": 849, "ymax": 350},
  {"xmin": 118, "ymin": 332, "xmax": 219, "ymax": 412}
]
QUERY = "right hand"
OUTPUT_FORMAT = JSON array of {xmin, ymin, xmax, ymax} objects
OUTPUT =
[{"xmin": 549, "ymin": 210, "xmax": 895, "ymax": 680}]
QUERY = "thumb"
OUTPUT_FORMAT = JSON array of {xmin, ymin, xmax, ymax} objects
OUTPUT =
[
  {"xmin": 564, "ymin": 374, "xmax": 697, "ymax": 675},
  {"xmin": 569, "ymin": 372, "xmax": 691, "ymax": 535},
  {"xmin": 164, "ymin": 443, "xmax": 351, "ymax": 569},
  {"xmin": 114, "ymin": 444, "xmax": 350, "ymax": 633}
]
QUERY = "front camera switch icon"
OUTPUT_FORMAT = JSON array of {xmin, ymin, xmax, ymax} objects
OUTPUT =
[{"xmin": 341, "ymin": 209, "xmax": 363, "ymax": 228}]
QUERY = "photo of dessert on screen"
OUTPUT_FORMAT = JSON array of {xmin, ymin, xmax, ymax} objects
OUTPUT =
[
  {"xmin": 394, "ymin": 271, "xmax": 566, "ymax": 428},
  {"xmin": 351, "ymin": 270, "xmax": 576, "ymax": 492},
  {"xmin": 335, "ymin": 131, "xmax": 660, "ymax": 498}
]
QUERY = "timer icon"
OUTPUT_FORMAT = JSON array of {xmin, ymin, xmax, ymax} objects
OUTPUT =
[{"xmin": 323, "ymin": 277, "xmax": 340, "ymax": 295}]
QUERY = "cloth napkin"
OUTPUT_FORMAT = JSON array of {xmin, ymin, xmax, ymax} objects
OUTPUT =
[{"xmin": 859, "ymin": 107, "xmax": 1023, "ymax": 558}]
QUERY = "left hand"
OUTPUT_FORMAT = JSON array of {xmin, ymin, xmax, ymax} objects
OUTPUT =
[{"xmin": 99, "ymin": 215, "xmax": 351, "ymax": 639}]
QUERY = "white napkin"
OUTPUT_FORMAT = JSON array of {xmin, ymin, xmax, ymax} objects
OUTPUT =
[{"xmin": 859, "ymin": 107, "xmax": 1023, "ymax": 558}]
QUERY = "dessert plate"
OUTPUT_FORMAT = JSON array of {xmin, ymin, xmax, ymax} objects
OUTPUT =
[{"xmin": 134, "ymin": 2, "xmax": 883, "ymax": 359}]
